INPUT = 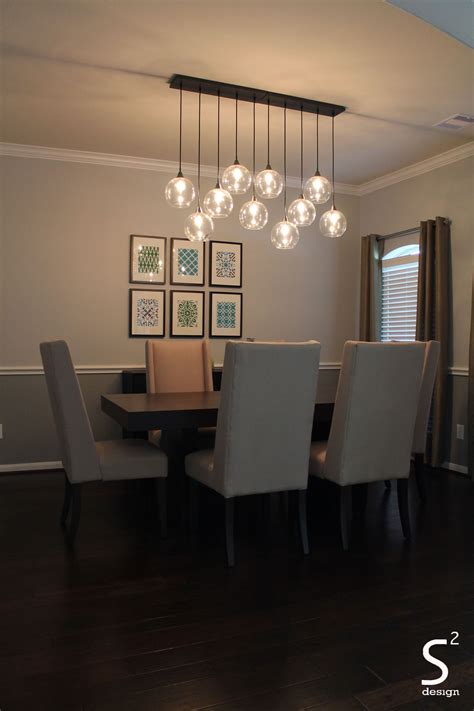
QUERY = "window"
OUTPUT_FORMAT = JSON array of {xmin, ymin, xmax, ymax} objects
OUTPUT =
[{"xmin": 381, "ymin": 243, "xmax": 419, "ymax": 342}]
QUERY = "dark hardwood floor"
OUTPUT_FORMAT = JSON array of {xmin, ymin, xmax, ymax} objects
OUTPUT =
[{"xmin": 0, "ymin": 468, "xmax": 473, "ymax": 710}]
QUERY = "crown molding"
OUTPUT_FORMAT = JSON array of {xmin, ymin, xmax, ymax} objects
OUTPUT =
[
  {"xmin": 357, "ymin": 142, "xmax": 474, "ymax": 196},
  {"xmin": 0, "ymin": 142, "xmax": 359, "ymax": 195}
]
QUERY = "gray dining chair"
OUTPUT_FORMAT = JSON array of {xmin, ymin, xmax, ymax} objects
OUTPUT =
[
  {"xmin": 185, "ymin": 340, "xmax": 321, "ymax": 566},
  {"xmin": 40, "ymin": 340, "xmax": 168, "ymax": 545},
  {"xmin": 309, "ymin": 341, "xmax": 425, "ymax": 549}
]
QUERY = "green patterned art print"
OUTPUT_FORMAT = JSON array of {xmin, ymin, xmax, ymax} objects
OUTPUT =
[
  {"xmin": 130, "ymin": 235, "xmax": 166, "ymax": 284},
  {"xmin": 138, "ymin": 245, "xmax": 161, "ymax": 274},
  {"xmin": 177, "ymin": 300, "xmax": 198, "ymax": 328},
  {"xmin": 171, "ymin": 291, "xmax": 204, "ymax": 337}
]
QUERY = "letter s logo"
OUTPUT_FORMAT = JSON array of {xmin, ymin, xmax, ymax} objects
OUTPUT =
[{"xmin": 422, "ymin": 639, "xmax": 448, "ymax": 685}]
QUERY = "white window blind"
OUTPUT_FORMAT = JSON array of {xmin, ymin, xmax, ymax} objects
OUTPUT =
[{"xmin": 381, "ymin": 246, "xmax": 419, "ymax": 342}]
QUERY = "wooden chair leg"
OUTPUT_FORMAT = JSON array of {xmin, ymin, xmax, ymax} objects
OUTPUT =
[
  {"xmin": 384, "ymin": 480, "xmax": 391, "ymax": 490},
  {"xmin": 60, "ymin": 474, "xmax": 72, "ymax": 527},
  {"xmin": 67, "ymin": 484, "xmax": 82, "ymax": 546},
  {"xmin": 340, "ymin": 486, "xmax": 352, "ymax": 551},
  {"xmin": 298, "ymin": 490, "xmax": 309, "ymax": 556},
  {"xmin": 225, "ymin": 498, "xmax": 235, "ymax": 568},
  {"xmin": 397, "ymin": 479, "xmax": 411, "ymax": 540},
  {"xmin": 156, "ymin": 478, "xmax": 167, "ymax": 540},
  {"xmin": 189, "ymin": 478, "xmax": 199, "ymax": 533},
  {"xmin": 414, "ymin": 453, "xmax": 426, "ymax": 501}
]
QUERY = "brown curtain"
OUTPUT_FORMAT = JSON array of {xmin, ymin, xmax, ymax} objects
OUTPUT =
[
  {"xmin": 469, "ymin": 277, "xmax": 473, "ymax": 480},
  {"xmin": 359, "ymin": 234, "xmax": 381, "ymax": 341},
  {"xmin": 416, "ymin": 216, "xmax": 450, "ymax": 467}
]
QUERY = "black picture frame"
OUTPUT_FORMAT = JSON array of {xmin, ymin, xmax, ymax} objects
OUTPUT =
[
  {"xmin": 170, "ymin": 290, "xmax": 205, "ymax": 338},
  {"xmin": 129, "ymin": 288, "xmax": 166, "ymax": 338},
  {"xmin": 209, "ymin": 291, "xmax": 243, "ymax": 339},
  {"xmin": 209, "ymin": 240, "xmax": 243, "ymax": 288},
  {"xmin": 170, "ymin": 238, "xmax": 205, "ymax": 286},
  {"xmin": 129, "ymin": 234, "xmax": 166, "ymax": 285}
]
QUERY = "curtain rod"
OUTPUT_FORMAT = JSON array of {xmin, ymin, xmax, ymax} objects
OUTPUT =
[{"xmin": 376, "ymin": 227, "xmax": 419, "ymax": 242}]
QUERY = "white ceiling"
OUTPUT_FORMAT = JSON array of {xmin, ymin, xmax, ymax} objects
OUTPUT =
[{"xmin": 1, "ymin": 0, "xmax": 473, "ymax": 184}]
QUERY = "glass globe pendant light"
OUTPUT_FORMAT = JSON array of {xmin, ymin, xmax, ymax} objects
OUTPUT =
[
  {"xmin": 221, "ymin": 93, "xmax": 252, "ymax": 194},
  {"xmin": 165, "ymin": 83, "xmax": 196, "ymax": 208},
  {"xmin": 320, "ymin": 113, "xmax": 347, "ymax": 239},
  {"xmin": 184, "ymin": 88, "xmax": 214, "ymax": 242},
  {"xmin": 288, "ymin": 107, "xmax": 316, "ymax": 227},
  {"xmin": 271, "ymin": 104, "xmax": 300, "ymax": 250},
  {"xmin": 304, "ymin": 109, "xmax": 331, "ymax": 205},
  {"xmin": 255, "ymin": 100, "xmax": 284, "ymax": 199},
  {"xmin": 203, "ymin": 91, "xmax": 233, "ymax": 219},
  {"xmin": 239, "ymin": 98, "xmax": 268, "ymax": 230}
]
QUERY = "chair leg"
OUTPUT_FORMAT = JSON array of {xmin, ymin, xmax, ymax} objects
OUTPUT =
[
  {"xmin": 384, "ymin": 480, "xmax": 391, "ymax": 490},
  {"xmin": 225, "ymin": 498, "xmax": 235, "ymax": 568},
  {"xmin": 298, "ymin": 490, "xmax": 309, "ymax": 556},
  {"xmin": 352, "ymin": 483, "xmax": 368, "ymax": 515},
  {"xmin": 414, "ymin": 453, "xmax": 426, "ymax": 501},
  {"xmin": 397, "ymin": 479, "xmax": 411, "ymax": 540},
  {"xmin": 189, "ymin": 478, "xmax": 199, "ymax": 533},
  {"xmin": 67, "ymin": 484, "xmax": 82, "ymax": 546},
  {"xmin": 60, "ymin": 474, "xmax": 72, "ymax": 527},
  {"xmin": 340, "ymin": 486, "xmax": 352, "ymax": 551},
  {"xmin": 156, "ymin": 478, "xmax": 167, "ymax": 540}
]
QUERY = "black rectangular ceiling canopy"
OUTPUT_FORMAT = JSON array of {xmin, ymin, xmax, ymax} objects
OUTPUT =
[{"xmin": 169, "ymin": 74, "xmax": 346, "ymax": 117}]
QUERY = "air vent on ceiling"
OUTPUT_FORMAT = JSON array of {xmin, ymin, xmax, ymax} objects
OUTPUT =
[{"xmin": 434, "ymin": 114, "xmax": 474, "ymax": 130}]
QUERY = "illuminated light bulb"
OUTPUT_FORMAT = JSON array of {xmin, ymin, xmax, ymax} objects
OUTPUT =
[
  {"xmin": 184, "ymin": 208, "xmax": 214, "ymax": 242},
  {"xmin": 221, "ymin": 161, "xmax": 252, "ymax": 195},
  {"xmin": 239, "ymin": 198, "xmax": 268, "ymax": 230},
  {"xmin": 165, "ymin": 174, "xmax": 196, "ymax": 208},
  {"xmin": 255, "ymin": 167, "xmax": 284, "ymax": 199},
  {"xmin": 288, "ymin": 195, "xmax": 316, "ymax": 227},
  {"xmin": 203, "ymin": 186, "xmax": 233, "ymax": 219},
  {"xmin": 271, "ymin": 219, "xmax": 300, "ymax": 250},
  {"xmin": 319, "ymin": 207, "xmax": 347, "ymax": 238},
  {"xmin": 304, "ymin": 173, "xmax": 331, "ymax": 204}
]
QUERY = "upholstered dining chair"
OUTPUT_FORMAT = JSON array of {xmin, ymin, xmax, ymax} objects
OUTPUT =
[
  {"xmin": 146, "ymin": 339, "xmax": 214, "ymax": 449},
  {"xmin": 384, "ymin": 340, "xmax": 440, "ymax": 500},
  {"xmin": 40, "ymin": 341, "xmax": 168, "ymax": 545},
  {"xmin": 185, "ymin": 340, "xmax": 321, "ymax": 566},
  {"xmin": 309, "ymin": 341, "xmax": 425, "ymax": 550}
]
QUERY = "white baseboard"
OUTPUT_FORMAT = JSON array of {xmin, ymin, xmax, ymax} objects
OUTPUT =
[
  {"xmin": 441, "ymin": 461, "xmax": 469, "ymax": 476},
  {"xmin": 0, "ymin": 461, "xmax": 62, "ymax": 473}
]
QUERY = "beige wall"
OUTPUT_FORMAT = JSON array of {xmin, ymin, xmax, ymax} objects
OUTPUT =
[{"xmin": 0, "ymin": 155, "xmax": 359, "ymax": 465}]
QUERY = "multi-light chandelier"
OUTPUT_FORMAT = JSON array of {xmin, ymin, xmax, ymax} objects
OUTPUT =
[{"xmin": 165, "ymin": 76, "xmax": 347, "ymax": 248}]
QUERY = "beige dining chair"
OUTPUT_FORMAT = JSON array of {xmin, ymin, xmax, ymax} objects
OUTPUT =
[
  {"xmin": 40, "ymin": 341, "xmax": 168, "ymax": 545},
  {"xmin": 385, "ymin": 340, "xmax": 440, "ymax": 499},
  {"xmin": 185, "ymin": 340, "xmax": 321, "ymax": 566},
  {"xmin": 309, "ymin": 341, "xmax": 425, "ymax": 549},
  {"xmin": 146, "ymin": 339, "xmax": 214, "ymax": 449}
]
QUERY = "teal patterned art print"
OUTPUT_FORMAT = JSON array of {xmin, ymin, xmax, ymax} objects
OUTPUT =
[
  {"xmin": 171, "ymin": 239, "xmax": 205, "ymax": 285},
  {"xmin": 130, "ymin": 235, "xmax": 166, "ymax": 284},
  {"xmin": 171, "ymin": 291, "xmax": 204, "ymax": 337},
  {"xmin": 210, "ymin": 292, "xmax": 242, "ymax": 338}
]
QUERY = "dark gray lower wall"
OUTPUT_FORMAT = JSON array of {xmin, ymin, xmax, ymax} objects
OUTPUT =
[{"xmin": 0, "ymin": 371, "xmax": 468, "ymax": 472}]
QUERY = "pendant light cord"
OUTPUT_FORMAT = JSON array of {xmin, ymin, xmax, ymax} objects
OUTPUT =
[
  {"xmin": 316, "ymin": 108, "xmax": 320, "ymax": 175},
  {"xmin": 300, "ymin": 106, "xmax": 304, "ymax": 194},
  {"xmin": 197, "ymin": 87, "xmax": 202, "ymax": 208},
  {"xmin": 266, "ymin": 99, "xmax": 271, "ymax": 169},
  {"xmin": 283, "ymin": 104, "xmax": 287, "ymax": 217},
  {"xmin": 234, "ymin": 93, "xmax": 239, "ymax": 163},
  {"xmin": 178, "ymin": 83, "xmax": 183, "ymax": 177},
  {"xmin": 216, "ymin": 91, "xmax": 220, "ymax": 187},
  {"xmin": 252, "ymin": 97, "xmax": 256, "ymax": 198},
  {"xmin": 331, "ymin": 112, "xmax": 336, "ymax": 209}
]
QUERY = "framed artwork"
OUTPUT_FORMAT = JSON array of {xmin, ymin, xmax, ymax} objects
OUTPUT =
[
  {"xmin": 130, "ymin": 235, "xmax": 166, "ymax": 284},
  {"xmin": 170, "ymin": 290, "xmax": 205, "ymax": 338},
  {"xmin": 129, "ymin": 289, "xmax": 165, "ymax": 338},
  {"xmin": 209, "ymin": 240, "xmax": 242, "ymax": 288},
  {"xmin": 210, "ymin": 292, "xmax": 242, "ymax": 338},
  {"xmin": 170, "ymin": 238, "xmax": 205, "ymax": 286}
]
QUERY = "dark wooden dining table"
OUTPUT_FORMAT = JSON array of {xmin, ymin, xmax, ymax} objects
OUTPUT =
[{"xmin": 101, "ymin": 391, "xmax": 334, "ymax": 439}]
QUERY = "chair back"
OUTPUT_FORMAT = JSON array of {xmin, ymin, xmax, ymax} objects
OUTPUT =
[
  {"xmin": 412, "ymin": 340, "xmax": 440, "ymax": 454},
  {"xmin": 146, "ymin": 340, "xmax": 213, "ymax": 393},
  {"xmin": 325, "ymin": 341, "xmax": 424, "ymax": 485},
  {"xmin": 40, "ymin": 341, "xmax": 101, "ymax": 483},
  {"xmin": 214, "ymin": 341, "xmax": 321, "ymax": 497}
]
